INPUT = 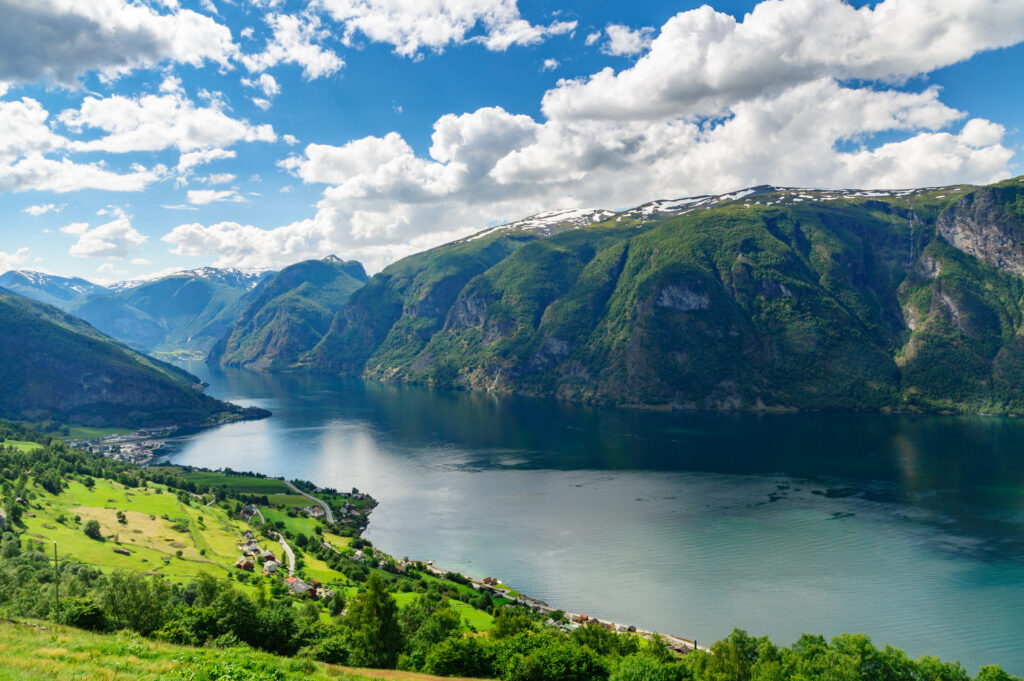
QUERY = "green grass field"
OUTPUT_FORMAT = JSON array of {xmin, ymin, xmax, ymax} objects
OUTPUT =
[
  {"xmin": 148, "ymin": 466, "xmax": 292, "ymax": 495},
  {"xmin": 262, "ymin": 507, "xmax": 321, "ymax": 536},
  {"xmin": 22, "ymin": 478, "xmax": 251, "ymax": 582},
  {"xmin": 0, "ymin": 620, "xmax": 490, "ymax": 681},
  {"xmin": 1, "ymin": 440, "xmax": 44, "ymax": 452},
  {"xmin": 64, "ymin": 426, "xmax": 132, "ymax": 440}
]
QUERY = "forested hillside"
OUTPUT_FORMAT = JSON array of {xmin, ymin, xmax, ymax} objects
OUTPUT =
[
  {"xmin": 303, "ymin": 178, "xmax": 1024, "ymax": 414},
  {"xmin": 0, "ymin": 291, "xmax": 265, "ymax": 427},
  {"xmin": 210, "ymin": 256, "xmax": 368, "ymax": 370}
]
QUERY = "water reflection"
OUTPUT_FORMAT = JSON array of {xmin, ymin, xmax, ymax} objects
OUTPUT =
[{"xmin": 164, "ymin": 363, "xmax": 1024, "ymax": 673}]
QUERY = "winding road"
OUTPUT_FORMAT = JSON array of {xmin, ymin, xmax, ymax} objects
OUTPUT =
[
  {"xmin": 283, "ymin": 480, "xmax": 335, "ymax": 523},
  {"xmin": 275, "ymin": 533, "xmax": 296, "ymax": 576}
]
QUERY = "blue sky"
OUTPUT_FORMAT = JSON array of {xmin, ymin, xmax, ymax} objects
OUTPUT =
[{"xmin": 1, "ymin": 0, "xmax": 1023, "ymax": 282}]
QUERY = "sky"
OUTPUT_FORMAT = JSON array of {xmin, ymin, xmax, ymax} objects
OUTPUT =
[{"xmin": 1, "ymin": 0, "xmax": 1023, "ymax": 282}]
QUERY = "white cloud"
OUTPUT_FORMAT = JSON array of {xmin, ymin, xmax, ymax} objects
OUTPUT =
[
  {"xmin": 542, "ymin": 0, "xmax": 1024, "ymax": 122},
  {"xmin": 130, "ymin": 258, "xmax": 151, "ymax": 265},
  {"xmin": 0, "ymin": 97, "xmax": 66, "ymax": 165},
  {"xmin": 60, "ymin": 91, "xmax": 275, "ymax": 154},
  {"xmin": 177, "ymin": 148, "xmax": 236, "ymax": 174},
  {"xmin": 61, "ymin": 216, "xmax": 147, "ymax": 258},
  {"xmin": 0, "ymin": 0, "xmax": 237, "ymax": 85},
  {"xmin": 542, "ymin": 58, "xmax": 559, "ymax": 71},
  {"xmin": 158, "ymin": 0, "xmax": 1021, "ymax": 274},
  {"xmin": 1, "ymin": 155, "xmax": 167, "ymax": 193},
  {"xmin": 280, "ymin": 132, "xmax": 413, "ymax": 185},
  {"xmin": 242, "ymin": 73, "xmax": 281, "ymax": 97},
  {"xmin": 241, "ymin": 12, "xmax": 344, "ymax": 79},
  {"xmin": 602, "ymin": 24, "xmax": 654, "ymax": 56},
  {"xmin": 0, "ymin": 247, "xmax": 31, "ymax": 271},
  {"xmin": 200, "ymin": 173, "xmax": 236, "ymax": 185},
  {"xmin": 584, "ymin": 31, "xmax": 600, "ymax": 46},
  {"xmin": 283, "ymin": 134, "xmax": 300, "ymax": 146},
  {"xmin": 187, "ymin": 189, "xmax": 246, "ymax": 204},
  {"xmin": 317, "ymin": 0, "xmax": 576, "ymax": 56},
  {"xmin": 24, "ymin": 203, "xmax": 66, "ymax": 216}
]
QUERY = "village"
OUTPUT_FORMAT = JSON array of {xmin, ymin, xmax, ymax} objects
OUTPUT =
[{"xmin": 68, "ymin": 426, "xmax": 178, "ymax": 465}]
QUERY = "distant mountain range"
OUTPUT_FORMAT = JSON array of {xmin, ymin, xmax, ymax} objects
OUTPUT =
[
  {"xmin": 7, "ymin": 176, "xmax": 1024, "ymax": 415},
  {"xmin": 0, "ymin": 266, "xmax": 276, "ymax": 355},
  {"xmin": 0, "ymin": 289, "xmax": 266, "ymax": 427}
]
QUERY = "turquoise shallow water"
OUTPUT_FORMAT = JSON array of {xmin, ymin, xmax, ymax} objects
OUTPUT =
[{"xmin": 164, "ymin": 363, "xmax": 1024, "ymax": 674}]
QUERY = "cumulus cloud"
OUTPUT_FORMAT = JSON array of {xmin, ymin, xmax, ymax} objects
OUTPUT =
[
  {"xmin": 0, "ymin": 0, "xmax": 237, "ymax": 85},
  {"xmin": 163, "ymin": 0, "xmax": 1021, "ymax": 273},
  {"xmin": 542, "ymin": 0, "xmax": 1024, "ymax": 121},
  {"xmin": 241, "ymin": 12, "xmax": 344, "ymax": 79},
  {"xmin": 0, "ymin": 246, "xmax": 31, "ymax": 271},
  {"xmin": 23, "ymin": 203, "xmax": 66, "ymax": 216},
  {"xmin": 187, "ymin": 189, "xmax": 246, "ymax": 204},
  {"xmin": 1, "ymin": 155, "xmax": 167, "ymax": 193},
  {"xmin": 601, "ymin": 24, "xmax": 654, "ymax": 56},
  {"xmin": 316, "ymin": 0, "xmax": 576, "ymax": 56},
  {"xmin": 61, "ymin": 216, "xmax": 147, "ymax": 258},
  {"xmin": 177, "ymin": 148, "xmax": 236, "ymax": 175},
  {"xmin": 542, "ymin": 58, "xmax": 559, "ymax": 71},
  {"xmin": 59, "ymin": 91, "xmax": 276, "ymax": 154}
]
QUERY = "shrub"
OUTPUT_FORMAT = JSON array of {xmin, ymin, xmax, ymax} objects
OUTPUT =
[{"xmin": 84, "ymin": 519, "xmax": 103, "ymax": 540}]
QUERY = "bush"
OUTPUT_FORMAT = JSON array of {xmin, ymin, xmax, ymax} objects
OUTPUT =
[
  {"xmin": 83, "ymin": 519, "xmax": 103, "ymax": 540},
  {"xmin": 59, "ymin": 597, "xmax": 107, "ymax": 632}
]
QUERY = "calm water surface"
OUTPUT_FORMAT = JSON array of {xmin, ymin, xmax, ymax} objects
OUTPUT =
[{"xmin": 164, "ymin": 363, "xmax": 1024, "ymax": 674}]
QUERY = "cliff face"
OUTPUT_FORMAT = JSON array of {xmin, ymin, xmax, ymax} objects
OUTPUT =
[
  {"xmin": 0, "ymin": 290, "xmax": 265, "ymax": 427},
  {"xmin": 936, "ymin": 183, "xmax": 1024, "ymax": 276},
  {"xmin": 301, "ymin": 177, "xmax": 1024, "ymax": 414}
]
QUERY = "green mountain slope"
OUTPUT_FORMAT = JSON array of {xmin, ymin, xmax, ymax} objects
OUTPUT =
[
  {"xmin": 0, "ymin": 290, "xmax": 266, "ymax": 427},
  {"xmin": 211, "ymin": 256, "xmax": 368, "ymax": 370},
  {"xmin": 0, "ymin": 268, "xmax": 274, "ymax": 356},
  {"xmin": 67, "ymin": 269, "xmax": 274, "ymax": 355},
  {"xmin": 306, "ymin": 177, "xmax": 1024, "ymax": 414}
]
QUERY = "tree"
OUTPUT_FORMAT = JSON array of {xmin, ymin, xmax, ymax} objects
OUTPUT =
[
  {"xmin": 98, "ymin": 571, "xmax": 173, "ymax": 636},
  {"xmin": 344, "ymin": 574, "xmax": 403, "ymax": 669},
  {"xmin": 115, "ymin": 510, "xmax": 126, "ymax": 524},
  {"xmin": 83, "ymin": 519, "xmax": 103, "ymax": 540}
]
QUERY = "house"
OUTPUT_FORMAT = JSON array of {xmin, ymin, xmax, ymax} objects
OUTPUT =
[
  {"xmin": 264, "ymin": 560, "xmax": 280, "ymax": 575},
  {"xmin": 259, "ymin": 550, "xmax": 276, "ymax": 562},
  {"xmin": 240, "ymin": 505, "xmax": 256, "ymax": 521},
  {"xmin": 234, "ymin": 557, "xmax": 254, "ymax": 571},
  {"xmin": 285, "ymin": 576, "xmax": 314, "ymax": 598},
  {"xmin": 242, "ymin": 541, "xmax": 261, "ymax": 555},
  {"xmin": 304, "ymin": 506, "xmax": 325, "ymax": 518},
  {"xmin": 242, "ymin": 530, "xmax": 255, "ymax": 541}
]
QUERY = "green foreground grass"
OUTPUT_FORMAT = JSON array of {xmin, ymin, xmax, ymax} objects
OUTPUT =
[{"xmin": 0, "ymin": 619, "xmax": 489, "ymax": 681}]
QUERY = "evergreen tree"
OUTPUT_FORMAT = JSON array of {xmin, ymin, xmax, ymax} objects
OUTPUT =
[{"xmin": 344, "ymin": 574, "xmax": 403, "ymax": 669}]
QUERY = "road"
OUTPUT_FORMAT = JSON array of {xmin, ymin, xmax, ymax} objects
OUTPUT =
[
  {"xmin": 283, "ymin": 479, "xmax": 335, "ymax": 523},
  {"xmin": 275, "ymin": 533, "xmax": 296, "ymax": 576}
]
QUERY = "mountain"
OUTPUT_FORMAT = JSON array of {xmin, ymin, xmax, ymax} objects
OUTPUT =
[
  {"xmin": 210, "ymin": 256, "xmax": 368, "ymax": 370},
  {"xmin": 303, "ymin": 176, "xmax": 1024, "ymax": 414},
  {"xmin": 0, "ymin": 270, "xmax": 104, "ymax": 307},
  {"xmin": 0, "ymin": 267, "xmax": 276, "ymax": 355},
  {"xmin": 68, "ymin": 269, "xmax": 275, "ymax": 355},
  {"xmin": 0, "ymin": 289, "xmax": 268, "ymax": 427}
]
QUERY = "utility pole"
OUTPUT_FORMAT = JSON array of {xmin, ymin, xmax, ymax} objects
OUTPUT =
[{"xmin": 53, "ymin": 542, "xmax": 59, "ymax": 623}]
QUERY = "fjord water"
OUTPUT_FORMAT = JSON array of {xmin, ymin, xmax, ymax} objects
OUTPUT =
[{"xmin": 166, "ymin": 363, "xmax": 1024, "ymax": 674}]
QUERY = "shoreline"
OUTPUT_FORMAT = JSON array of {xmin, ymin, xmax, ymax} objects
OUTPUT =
[{"xmin": 418, "ymin": 559, "xmax": 709, "ymax": 655}]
